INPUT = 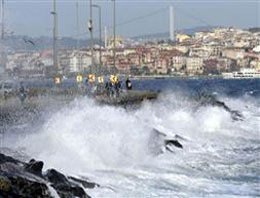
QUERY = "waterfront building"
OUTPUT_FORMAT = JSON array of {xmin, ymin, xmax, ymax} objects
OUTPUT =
[
  {"xmin": 176, "ymin": 34, "xmax": 191, "ymax": 43},
  {"xmin": 186, "ymin": 57, "xmax": 203, "ymax": 74}
]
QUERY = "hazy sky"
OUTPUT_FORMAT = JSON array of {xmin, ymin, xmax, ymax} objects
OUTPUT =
[{"xmin": 3, "ymin": 0, "xmax": 260, "ymax": 38}]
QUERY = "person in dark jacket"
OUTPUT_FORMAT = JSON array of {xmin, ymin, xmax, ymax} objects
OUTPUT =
[
  {"xmin": 105, "ymin": 81, "xmax": 114, "ymax": 97},
  {"xmin": 19, "ymin": 83, "xmax": 27, "ymax": 103},
  {"xmin": 125, "ymin": 78, "xmax": 132, "ymax": 90},
  {"xmin": 114, "ymin": 80, "xmax": 121, "ymax": 97}
]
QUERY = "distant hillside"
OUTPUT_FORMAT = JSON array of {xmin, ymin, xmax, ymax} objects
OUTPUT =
[
  {"xmin": 248, "ymin": 27, "xmax": 260, "ymax": 33},
  {"xmin": 1, "ymin": 36, "xmax": 100, "ymax": 52},
  {"xmin": 131, "ymin": 26, "xmax": 215, "ymax": 40},
  {"xmin": 2, "ymin": 25, "xmax": 254, "ymax": 52}
]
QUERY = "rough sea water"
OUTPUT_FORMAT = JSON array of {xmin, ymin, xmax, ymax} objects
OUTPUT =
[{"xmin": 1, "ymin": 78, "xmax": 260, "ymax": 197}]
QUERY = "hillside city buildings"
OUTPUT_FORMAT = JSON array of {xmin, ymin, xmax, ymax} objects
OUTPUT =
[{"xmin": 1, "ymin": 27, "xmax": 260, "ymax": 77}]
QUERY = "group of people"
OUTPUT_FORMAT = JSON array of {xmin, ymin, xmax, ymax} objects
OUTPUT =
[
  {"xmin": 2, "ymin": 77, "xmax": 131, "ymax": 103},
  {"xmin": 104, "ymin": 77, "xmax": 132, "ymax": 97},
  {"xmin": 1, "ymin": 82, "xmax": 27, "ymax": 103},
  {"xmin": 84, "ymin": 75, "xmax": 132, "ymax": 98}
]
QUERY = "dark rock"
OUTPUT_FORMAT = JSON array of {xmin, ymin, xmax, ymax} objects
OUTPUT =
[
  {"xmin": 0, "ymin": 153, "xmax": 93, "ymax": 198},
  {"xmin": 149, "ymin": 129, "xmax": 184, "ymax": 155},
  {"xmin": 45, "ymin": 169, "xmax": 69, "ymax": 185},
  {"xmin": 24, "ymin": 159, "xmax": 44, "ymax": 177},
  {"xmin": 68, "ymin": 176, "xmax": 99, "ymax": 189},
  {"xmin": 0, "ymin": 164, "xmax": 51, "ymax": 198},
  {"xmin": 0, "ymin": 174, "xmax": 50, "ymax": 198},
  {"xmin": 230, "ymin": 110, "xmax": 244, "ymax": 121},
  {"xmin": 196, "ymin": 92, "xmax": 244, "ymax": 121},
  {"xmin": 0, "ymin": 153, "xmax": 21, "ymax": 165},
  {"xmin": 53, "ymin": 183, "xmax": 88, "ymax": 198},
  {"xmin": 165, "ymin": 139, "xmax": 183, "ymax": 149},
  {"xmin": 45, "ymin": 169, "xmax": 90, "ymax": 198}
]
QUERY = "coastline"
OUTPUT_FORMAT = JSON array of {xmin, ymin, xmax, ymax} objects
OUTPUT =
[{"xmin": 130, "ymin": 74, "xmax": 223, "ymax": 80}]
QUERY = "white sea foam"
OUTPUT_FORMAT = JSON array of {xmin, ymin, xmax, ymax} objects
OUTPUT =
[{"xmin": 6, "ymin": 92, "xmax": 260, "ymax": 197}]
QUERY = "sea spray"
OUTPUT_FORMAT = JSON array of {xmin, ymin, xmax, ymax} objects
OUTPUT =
[
  {"xmin": 4, "ymin": 91, "xmax": 260, "ymax": 197},
  {"xmin": 14, "ymin": 97, "xmax": 152, "ymax": 173}
]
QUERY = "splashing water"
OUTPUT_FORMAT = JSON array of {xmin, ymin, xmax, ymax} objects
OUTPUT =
[{"xmin": 3, "ymin": 91, "xmax": 260, "ymax": 197}]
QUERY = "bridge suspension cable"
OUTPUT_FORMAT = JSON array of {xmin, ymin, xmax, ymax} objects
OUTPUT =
[
  {"xmin": 64, "ymin": 6, "xmax": 168, "ymax": 38},
  {"xmin": 174, "ymin": 5, "xmax": 213, "ymax": 28}
]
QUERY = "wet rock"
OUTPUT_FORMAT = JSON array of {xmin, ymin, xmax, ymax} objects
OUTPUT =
[
  {"xmin": 69, "ymin": 176, "xmax": 100, "ymax": 189},
  {"xmin": 196, "ymin": 92, "xmax": 244, "ymax": 121},
  {"xmin": 149, "ymin": 129, "xmax": 184, "ymax": 155},
  {"xmin": 0, "ymin": 152, "xmax": 93, "ymax": 198},
  {"xmin": 45, "ymin": 169, "xmax": 69, "ymax": 185},
  {"xmin": 0, "ymin": 173, "xmax": 50, "ymax": 198},
  {"xmin": 45, "ymin": 169, "xmax": 90, "ymax": 198},
  {"xmin": 230, "ymin": 110, "xmax": 244, "ymax": 121},
  {"xmin": 24, "ymin": 159, "xmax": 44, "ymax": 177},
  {"xmin": 52, "ymin": 183, "xmax": 88, "ymax": 198},
  {"xmin": 165, "ymin": 139, "xmax": 183, "ymax": 149},
  {"xmin": 0, "ymin": 162, "xmax": 50, "ymax": 198},
  {"xmin": 0, "ymin": 153, "xmax": 21, "ymax": 165}
]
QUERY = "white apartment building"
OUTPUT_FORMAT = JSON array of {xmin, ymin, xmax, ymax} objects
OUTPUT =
[
  {"xmin": 172, "ymin": 56, "xmax": 186, "ymax": 71},
  {"xmin": 186, "ymin": 57, "xmax": 203, "ymax": 74},
  {"xmin": 67, "ymin": 51, "xmax": 92, "ymax": 73},
  {"xmin": 189, "ymin": 46, "xmax": 213, "ymax": 59}
]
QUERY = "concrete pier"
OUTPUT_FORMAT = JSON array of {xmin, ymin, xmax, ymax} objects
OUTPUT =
[{"xmin": 0, "ymin": 87, "xmax": 158, "ymax": 114}]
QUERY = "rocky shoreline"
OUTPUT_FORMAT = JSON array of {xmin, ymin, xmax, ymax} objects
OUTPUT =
[{"xmin": 0, "ymin": 152, "xmax": 98, "ymax": 198}]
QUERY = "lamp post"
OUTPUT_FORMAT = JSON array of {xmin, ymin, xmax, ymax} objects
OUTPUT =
[
  {"xmin": 92, "ymin": 4, "xmax": 102, "ymax": 69},
  {"xmin": 1, "ymin": 0, "xmax": 4, "ymax": 39},
  {"xmin": 113, "ymin": 0, "xmax": 116, "ymax": 72},
  {"xmin": 76, "ymin": 0, "xmax": 80, "ymax": 50},
  {"xmin": 51, "ymin": 0, "xmax": 59, "ymax": 72},
  {"xmin": 88, "ymin": 0, "xmax": 94, "ymax": 71}
]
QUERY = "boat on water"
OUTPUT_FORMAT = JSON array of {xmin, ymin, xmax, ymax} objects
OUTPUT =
[{"xmin": 222, "ymin": 68, "xmax": 260, "ymax": 79}]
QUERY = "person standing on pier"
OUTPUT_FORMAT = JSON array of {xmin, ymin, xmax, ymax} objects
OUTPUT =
[
  {"xmin": 125, "ymin": 78, "xmax": 132, "ymax": 90},
  {"xmin": 19, "ymin": 83, "xmax": 27, "ymax": 104}
]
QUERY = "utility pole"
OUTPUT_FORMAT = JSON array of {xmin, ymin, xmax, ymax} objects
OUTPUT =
[
  {"xmin": 1, "ymin": 0, "xmax": 4, "ymax": 39},
  {"xmin": 76, "ymin": 0, "xmax": 80, "ymax": 50},
  {"xmin": 88, "ymin": 0, "xmax": 94, "ymax": 71},
  {"xmin": 0, "ymin": 0, "xmax": 4, "ymax": 73},
  {"xmin": 113, "ymin": 0, "xmax": 116, "ymax": 71},
  {"xmin": 92, "ymin": 4, "xmax": 102, "ymax": 68},
  {"xmin": 104, "ymin": 26, "xmax": 107, "ymax": 49},
  {"xmin": 51, "ymin": 0, "xmax": 59, "ymax": 72}
]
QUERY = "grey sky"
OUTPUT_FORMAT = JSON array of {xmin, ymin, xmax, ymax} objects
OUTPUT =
[{"xmin": 3, "ymin": 0, "xmax": 260, "ymax": 38}]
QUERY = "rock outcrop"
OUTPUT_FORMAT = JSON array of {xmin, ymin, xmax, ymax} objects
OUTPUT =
[
  {"xmin": 0, "ymin": 152, "xmax": 97, "ymax": 198},
  {"xmin": 148, "ymin": 129, "xmax": 184, "ymax": 155},
  {"xmin": 196, "ymin": 92, "xmax": 244, "ymax": 121}
]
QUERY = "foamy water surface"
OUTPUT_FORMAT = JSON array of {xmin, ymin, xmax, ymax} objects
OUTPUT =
[{"xmin": 1, "ymin": 79, "xmax": 260, "ymax": 197}]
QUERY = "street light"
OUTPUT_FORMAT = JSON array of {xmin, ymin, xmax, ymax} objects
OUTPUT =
[
  {"xmin": 92, "ymin": 4, "xmax": 102, "ymax": 70},
  {"xmin": 1, "ymin": 0, "xmax": 4, "ymax": 39},
  {"xmin": 51, "ymin": 0, "xmax": 59, "ymax": 72},
  {"xmin": 113, "ymin": 0, "xmax": 116, "ymax": 71},
  {"xmin": 76, "ymin": 1, "xmax": 80, "ymax": 50},
  {"xmin": 88, "ymin": 0, "xmax": 94, "ymax": 71}
]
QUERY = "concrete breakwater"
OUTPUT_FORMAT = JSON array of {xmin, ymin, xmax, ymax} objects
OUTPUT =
[
  {"xmin": 0, "ymin": 87, "xmax": 158, "ymax": 123},
  {"xmin": 0, "ymin": 87, "xmax": 87, "ymax": 102},
  {"xmin": 0, "ymin": 88, "xmax": 88, "ymax": 124}
]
